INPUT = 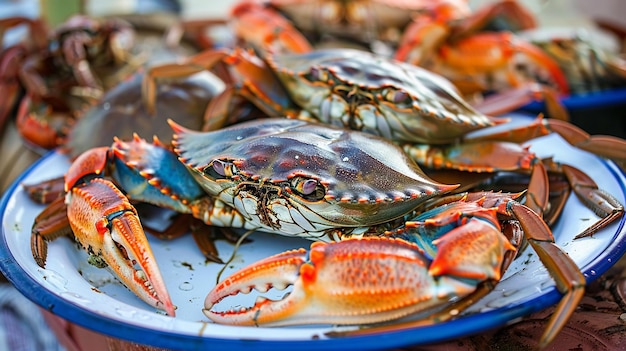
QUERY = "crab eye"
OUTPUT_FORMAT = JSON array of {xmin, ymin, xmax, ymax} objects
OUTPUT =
[
  {"xmin": 384, "ymin": 89, "xmax": 411, "ymax": 105},
  {"xmin": 291, "ymin": 177, "xmax": 325, "ymax": 201},
  {"xmin": 298, "ymin": 179, "xmax": 318, "ymax": 195},
  {"xmin": 205, "ymin": 159, "xmax": 237, "ymax": 179},
  {"xmin": 308, "ymin": 66, "xmax": 328, "ymax": 82}
]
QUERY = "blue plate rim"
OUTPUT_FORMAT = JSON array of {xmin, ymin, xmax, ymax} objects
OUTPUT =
[
  {"xmin": 1, "ymin": 151, "xmax": 625, "ymax": 351},
  {"xmin": 523, "ymin": 86, "xmax": 626, "ymax": 112}
]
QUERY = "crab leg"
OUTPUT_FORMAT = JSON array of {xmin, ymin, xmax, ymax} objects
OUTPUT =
[
  {"xmin": 141, "ymin": 48, "xmax": 297, "ymax": 131},
  {"xmin": 473, "ymin": 84, "xmax": 569, "ymax": 121},
  {"xmin": 561, "ymin": 165, "xmax": 625, "ymax": 238},
  {"xmin": 65, "ymin": 177, "xmax": 175, "ymax": 316},
  {"xmin": 464, "ymin": 115, "xmax": 626, "ymax": 166},
  {"xmin": 0, "ymin": 17, "xmax": 47, "ymax": 129},
  {"xmin": 406, "ymin": 115, "xmax": 625, "ymax": 235},
  {"xmin": 23, "ymin": 175, "xmax": 66, "ymax": 204},
  {"xmin": 31, "ymin": 197, "xmax": 71, "ymax": 267},
  {"xmin": 508, "ymin": 202, "xmax": 585, "ymax": 348},
  {"xmin": 0, "ymin": 45, "xmax": 27, "ymax": 129},
  {"xmin": 545, "ymin": 119, "xmax": 626, "ymax": 166},
  {"xmin": 15, "ymin": 93, "xmax": 75, "ymax": 150},
  {"xmin": 230, "ymin": 1, "xmax": 313, "ymax": 55}
]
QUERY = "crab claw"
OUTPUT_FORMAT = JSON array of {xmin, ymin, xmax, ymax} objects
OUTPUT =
[
  {"xmin": 204, "ymin": 237, "xmax": 475, "ymax": 326},
  {"xmin": 66, "ymin": 177, "xmax": 175, "ymax": 316}
]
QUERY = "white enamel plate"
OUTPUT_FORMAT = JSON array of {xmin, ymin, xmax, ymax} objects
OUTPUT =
[{"xmin": 1, "ymin": 130, "xmax": 626, "ymax": 351}]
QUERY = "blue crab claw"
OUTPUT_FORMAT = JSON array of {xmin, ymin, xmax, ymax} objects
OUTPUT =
[
  {"xmin": 66, "ymin": 177, "xmax": 176, "ymax": 316},
  {"xmin": 203, "ymin": 237, "xmax": 477, "ymax": 326}
]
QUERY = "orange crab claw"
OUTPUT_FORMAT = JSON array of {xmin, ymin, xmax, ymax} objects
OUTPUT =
[
  {"xmin": 204, "ymin": 237, "xmax": 477, "ymax": 326},
  {"xmin": 66, "ymin": 177, "xmax": 175, "ymax": 316},
  {"xmin": 230, "ymin": 1, "xmax": 313, "ymax": 55},
  {"xmin": 64, "ymin": 146, "xmax": 110, "ymax": 191},
  {"xmin": 437, "ymin": 32, "xmax": 570, "ymax": 95},
  {"xmin": 15, "ymin": 94, "xmax": 71, "ymax": 150}
]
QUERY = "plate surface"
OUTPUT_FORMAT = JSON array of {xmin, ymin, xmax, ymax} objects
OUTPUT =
[{"xmin": 1, "ymin": 132, "xmax": 626, "ymax": 351}]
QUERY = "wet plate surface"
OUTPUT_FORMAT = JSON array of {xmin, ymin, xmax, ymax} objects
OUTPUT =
[{"xmin": 1, "ymin": 131, "xmax": 626, "ymax": 351}]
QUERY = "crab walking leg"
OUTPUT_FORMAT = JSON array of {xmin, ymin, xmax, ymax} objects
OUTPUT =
[
  {"xmin": 561, "ymin": 165, "xmax": 625, "ymax": 238},
  {"xmin": 405, "ymin": 116, "xmax": 625, "ymax": 236},
  {"xmin": 229, "ymin": 2, "xmax": 313, "ymax": 55},
  {"xmin": 65, "ymin": 177, "xmax": 175, "ymax": 316},
  {"xmin": 508, "ymin": 203, "xmax": 585, "ymax": 349},
  {"xmin": 31, "ymin": 197, "xmax": 71, "ymax": 267}
]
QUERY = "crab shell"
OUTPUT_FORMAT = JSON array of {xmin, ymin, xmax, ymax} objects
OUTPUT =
[
  {"xmin": 266, "ymin": 48, "xmax": 497, "ymax": 144},
  {"xmin": 65, "ymin": 70, "xmax": 225, "ymax": 158},
  {"xmin": 171, "ymin": 118, "xmax": 457, "ymax": 238}
]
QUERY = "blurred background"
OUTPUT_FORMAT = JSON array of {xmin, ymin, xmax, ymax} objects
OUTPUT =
[{"xmin": 33, "ymin": 0, "xmax": 626, "ymax": 28}]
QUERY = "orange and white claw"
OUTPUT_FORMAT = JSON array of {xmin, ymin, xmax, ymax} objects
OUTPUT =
[
  {"xmin": 66, "ymin": 177, "xmax": 175, "ymax": 316},
  {"xmin": 509, "ymin": 35, "xmax": 570, "ymax": 95},
  {"xmin": 204, "ymin": 238, "xmax": 474, "ymax": 326},
  {"xmin": 15, "ymin": 94, "xmax": 69, "ymax": 150},
  {"xmin": 204, "ymin": 247, "xmax": 308, "ymax": 326}
]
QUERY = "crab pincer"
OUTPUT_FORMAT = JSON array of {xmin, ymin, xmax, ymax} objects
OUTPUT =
[{"xmin": 33, "ymin": 146, "xmax": 176, "ymax": 316}]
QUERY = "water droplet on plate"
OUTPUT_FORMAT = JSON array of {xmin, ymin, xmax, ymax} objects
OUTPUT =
[
  {"xmin": 115, "ymin": 308, "xmax": 137, "ymax": 319},
  {"xmin": 40, "ymin": 269, "xmax": 68, "ymax": 291},
  {"xmin": 179, "ymin": 282, "xmax": 193, "ymax": 291},
  {"xmin": 103, "ymin": 102, "xmax": 110, "ymax": 110},
  {"xmin": 60, "ymin": 292, "xmax": 91, "ymax": 305}
]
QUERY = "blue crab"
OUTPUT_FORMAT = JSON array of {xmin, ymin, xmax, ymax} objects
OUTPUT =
[
  {"xmin": 30, "ymin": 118, "xmax": 453, "ymax": 315},
  {"xmin": 143, "ymin": 46, "xmax": 626, "ymax": 216}
]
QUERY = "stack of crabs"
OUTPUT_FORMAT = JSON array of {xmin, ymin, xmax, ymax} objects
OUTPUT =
[{"xmin": 4, "ymin": 0, "xmax": 626, "ymax": 349}]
